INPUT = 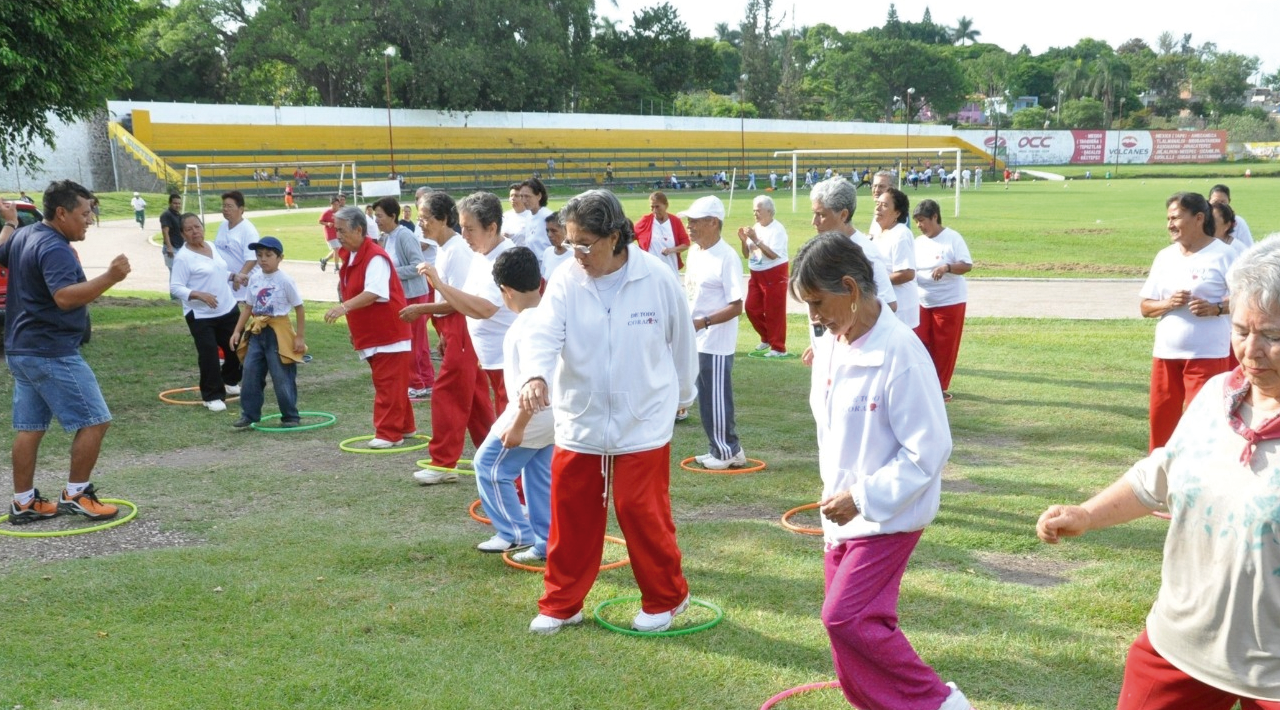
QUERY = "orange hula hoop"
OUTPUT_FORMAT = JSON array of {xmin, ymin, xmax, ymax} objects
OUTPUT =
[
  {"xmin": 678, "ymin": 456, "xmax": 767, "ymax": 475},
  {"xmin": 502, "ymin": 534, "xmax": 630, "ymax": 573},
  {"xmin": 780, "ymin": 503, "xmax": 824, "ymax": 536},
  {"xmin": 469, "ymin": 499, "xmax": 491, "ymax": 525},
  {"xmin": 158, "ymin": 386, "xmax": 240, "ymax": 405}
]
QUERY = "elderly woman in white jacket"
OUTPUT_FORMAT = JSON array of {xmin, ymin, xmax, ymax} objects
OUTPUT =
[
  {"xmin": 790, "ymin": 232, "xmax": 975, "ymax": 710},
  {"xmin": 517, "ymin": 190, "xmax": 698, "ymax": 636}
]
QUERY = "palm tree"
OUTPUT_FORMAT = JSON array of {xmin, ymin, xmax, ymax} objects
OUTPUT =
[
  {"xmin": 952, "ymin": 16, "xmax": 980, "ymax": 45},
  {"xmin": 714, "ymin": 21, "xmax": 742, "ymax": 47},
  {"xmin": 1054, "ymin": 59, "xmax": 1089, "ymax": 101},
  {"xmin": 1088, "ymin": 56, "xmax": 1131, "ymax": 129}
]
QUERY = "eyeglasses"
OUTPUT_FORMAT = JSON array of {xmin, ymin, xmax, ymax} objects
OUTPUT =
[{"xmin": 567, "ymin": 237, "xmax": 606, "ymax": 255}]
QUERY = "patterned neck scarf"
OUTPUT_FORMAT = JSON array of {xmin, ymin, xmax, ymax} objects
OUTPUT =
[{"xmin": 1223, "ymin": 366, "xmax": 1280, "ymax": 465}]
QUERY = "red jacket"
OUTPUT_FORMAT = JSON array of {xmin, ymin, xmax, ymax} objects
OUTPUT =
[
  {"xmin": 338, "ymin": 237, "xmax": 411, "ymax": 350},
  {"xmin": 634, "ymin": 213, "xmax": 690, "ymax": 270}
]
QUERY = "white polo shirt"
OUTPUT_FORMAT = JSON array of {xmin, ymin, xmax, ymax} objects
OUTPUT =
[
  {"xmin": 463, "ymin": 239, "xmax": 518, "ymax": 369},
  {"xmin": 684, "ymin": 238, "xmax": 743, "ymax": 356},
  {"xmin": 871, "ymin": 222, "xmax": 918, "ymax": 328}
]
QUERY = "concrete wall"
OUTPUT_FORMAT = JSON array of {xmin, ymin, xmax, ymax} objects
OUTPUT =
[{"xmin": 0, "ymin": 111, "xmax": 114, "ymax": 193}]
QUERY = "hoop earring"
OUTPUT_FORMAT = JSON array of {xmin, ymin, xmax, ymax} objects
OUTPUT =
[{"xmin": 850, "ymin": 300, "xmax": 859, "ymax": 315}]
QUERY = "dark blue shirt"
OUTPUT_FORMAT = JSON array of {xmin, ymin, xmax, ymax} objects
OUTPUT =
[{"xmin": 0, "ymin": 223, "xmax": 88, "ymax": 357}]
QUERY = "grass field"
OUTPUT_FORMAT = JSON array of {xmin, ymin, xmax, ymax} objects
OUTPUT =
[
  {"xmin": 112, "ymin": 174, "xmax": 1278, "ymax": 282},
  {"xmin": 0, "ymin": 296, "xmax": 1169, "ymax": 709}
]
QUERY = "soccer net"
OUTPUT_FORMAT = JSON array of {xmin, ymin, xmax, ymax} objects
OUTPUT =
[
  {"xmin": 772, "ymin": 148, "xmax": 965, "ymax": 217},
  {"xmin": 181, "ymin": 161, "xmax": 359, "ymax": 222}
]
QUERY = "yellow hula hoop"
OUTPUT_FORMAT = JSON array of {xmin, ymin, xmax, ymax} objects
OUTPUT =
[
  {"xmin": 338, "ymin": 433, "xmax": 431, "ymax": 454},
  {"xmin": 0, "ymin": 499, "xmax": 139, "ymax": 538},
  {"xmin": 414, "ymin": 458, "xmax": 475, "ymax": 475},
  {"xmin": 158, "ymin": 386, "xmax": 239, "ymax": 405}
]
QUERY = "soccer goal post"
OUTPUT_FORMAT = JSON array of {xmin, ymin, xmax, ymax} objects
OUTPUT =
[
  {"xmin": 773, "ymin": 148, "xmax": 964, "ymax": 217},
  {"xmin": 181, "ymin": 160, "xmax": 359, "ymax": 223}
]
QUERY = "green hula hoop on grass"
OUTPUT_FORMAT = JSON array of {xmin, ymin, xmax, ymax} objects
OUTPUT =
[
  {"xmin": 592, "ymin": 595, "xmax": 724, "ymax": 638},
  {"xmin": 746, "ymin": 350, "xmax": 798, "ymax": 360},
  {"xmin": 250, "ymin": 411, "xmax": 338, "ymax": 432},
  {"xmin": 0, "ymin": 499, "xmax": 138, "ymax": 538},
  {"xmin": 415, "ymin": 458, "xmax": 475, "ymax": 476},
  {"xmin": 339, "ymin": 433, "xmax": 431, "ymax": 454}
]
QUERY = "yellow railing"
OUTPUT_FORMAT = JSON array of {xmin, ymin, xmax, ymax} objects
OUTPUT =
[{"xmin": 108, "ymin": 122, "xmax": 182, "ymax": 185}]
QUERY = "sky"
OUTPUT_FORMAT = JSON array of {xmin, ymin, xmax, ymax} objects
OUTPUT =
[{"xmin": 597, "ymin": 0, "xmax": 1278, "ymax": 83}]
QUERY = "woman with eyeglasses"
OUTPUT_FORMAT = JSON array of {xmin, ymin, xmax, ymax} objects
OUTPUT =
[{"xmin": 517, "ymin": 189, "xmax": 698, "ymax": 635}]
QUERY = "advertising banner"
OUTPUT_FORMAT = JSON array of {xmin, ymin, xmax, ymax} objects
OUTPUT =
[{"xmin": 955, "ymin": 130, "xmax": 1226, "ymax": 165}]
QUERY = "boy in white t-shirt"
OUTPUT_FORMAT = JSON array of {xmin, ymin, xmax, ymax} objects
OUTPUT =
[
  {"xmin": 229, "ymin": 237, "xmax": 307, "ymax": 429},
  {"xmin": 680, "ymin": 196, "xmax": 748, "ymax": 470},
  {"xmin": 472, "ymin": 247, "xmax": 555, "ymax": 560},
  {"xmin": 540, "ymin": 211, "xmax": 572, "ymax": 280}
]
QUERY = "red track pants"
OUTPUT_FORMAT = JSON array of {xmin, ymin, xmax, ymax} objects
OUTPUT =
[
  {"xmin": 1148, "ymin": 356, "xmax": 1231, "ymax": 451},
  {"xmin": 539, "ymin": 444, "xmax": 688, "ymax": 619},
  {"xmin": 1117, "ymin": 630, "xmax": 1280, "ymax": 710},
  {"xmin": 404, "ymin": 293, "xmax": 435, "ymax": 391},
  {"xmin": 367, "ymin": 350, "xmax": 415, "ymax": 441},
  {"xmin": 427, "ymin": 313, "xmax": 495, "ymax": 468},
  {"xmin": 746, "ymin": 262, "xmax": 789, "ymax": 353},
  {"xmin": 913, "ymin": 302, "xmax": 966, "ymax": 391}
]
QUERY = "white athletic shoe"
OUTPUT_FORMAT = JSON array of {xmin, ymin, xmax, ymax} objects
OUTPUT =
[
  {"xmin": 700, "ymin": 450, "xmax": 747, "ymax": 470},
  {"xmin": 367, "ymin": 437, "xmax": 403, "ymax": 449},
  {"xmin": 224, "ymin": 384, "xmax": 241, "ymax": 396},
  {"xmin": 512, "ymin": 548, "xmax": 545, "ymax": 564},
  {"xmin": 937, "ymin": 682, "xmax": 975, "ymax": 710},
  {"xmin": 476, "ymin": 535, "xmax": 518, "ymax": 553},
  {"xmin": 631, "ymin": 595, "xmax": 690, "ymax": 633},
  {"xmin": 529, "ymin": 612, "xmax": 583, "ymax": 635},
  {"xmin": 203, "ymin": 400, "xmax": 227, "ymax": 413},
  {"xmin": 413, "ymin": 469, "xmax": 458, "ymax": 485},
  {"xmin": 754, "ymin": 342, "xmax": 770, "ymax": 351}
]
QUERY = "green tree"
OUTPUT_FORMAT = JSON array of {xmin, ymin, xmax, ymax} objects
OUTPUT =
[
  {"xmin": 1088, "ymin": 55, "xmax": 1131, "ymax": 128},
  {"xmin": 0, "ymin": 0, "xmax": 153, "ymax": 169},
  {"xmin": 673, "ymin": 91, "xmax": 757, "ymax": 118},
  {"xmin": 739, "ymin": 0, "xmax": 782, "ymax": 118},
  {"xmin": 1061, "ymin": 97, "xmax": 1105, "ymax": 128},
  {"xmin": 836, "ymin": 35, "xmax": 968, "ymax": 122},
  {"xmin": 952, "ymin": 16, "xmax": 980, "ymax": 46},
  {"xmin": 1011, "ymin": 105, "xmax": 1049, "ymax": 129},
  {"xmin": 1194, "ymin": 50, "xmax": 1259, "ymax": 116},
  {"xmin": 121, "ymin": 0, "xmax": 232, "ymax": 103}
]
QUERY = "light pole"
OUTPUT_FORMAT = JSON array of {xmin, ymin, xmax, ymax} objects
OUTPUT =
[
  {"xmin": 905, "ymin": 87, "xmax": 915, "ymax": 150},
  {"xmin": 1056, "ymin": 89, "xmax": 1064, "ymax": 126},
  {"xmin": 1113, "ymin": 97, "xmax": 1125, "ymax": 177},
  {"xmin": 383, "ymin": 46, "xmax": 397, "ymax": 177},
  {"xmin": 739, "ymin": 73, "xmax": 748, "ymax": 174}
]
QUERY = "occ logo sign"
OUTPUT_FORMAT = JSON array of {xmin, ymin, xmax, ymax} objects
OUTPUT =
[
  {"xmin": 983, "ymin": 136, "xmax": 1007, "ymax": 148},
  {"xmin": 1018, "ymin": 136, "xmax": 1053, "ymax": 148}
]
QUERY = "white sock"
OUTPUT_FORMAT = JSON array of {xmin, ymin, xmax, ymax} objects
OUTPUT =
[
  {"xmin": 14, "ymin": 489, "xmax": 35, "ymax": 506},
  {"xmin": 65, "ymin": 480, "xmax": 90, "ymax": 497}
]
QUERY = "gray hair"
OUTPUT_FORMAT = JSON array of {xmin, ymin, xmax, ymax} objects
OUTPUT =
[
  {"xmin": 873, "ymin": 170, "xmax": 894, "ymax": 182},
  {"xmin": 789, "ymin": 231, "xmax": 876, "ymax": 302},
  {"xmin": 1228, "ymin": 237, "xmax": 1280, "ymax": 316},
  {"xmin": 752, "ymin": 194, "xmax": 776, "ymax": 214},
  {"xmin": 457, "ymin": 191, "xmax": 503, "ymax": 233},
  {"xmin": 334, "ymin": 205, "xmax": 367, "ymax": 235},
  {"xmin": 810, "ymin": 177, "xmax": 856, "ymax": 224},
  {"xmin": 561, "ymin": 189, "xmax": 635, "ymax": 256}
]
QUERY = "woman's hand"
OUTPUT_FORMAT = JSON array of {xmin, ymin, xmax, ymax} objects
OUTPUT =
[
  {"xmin": 231, "ymin": 272, "xmax": 249, "ymax": 288},
  {"xmin": 519, "ymin": 379, "xmax": 549, "ymax": 414},
  {"xmin": 819, "ymin": 490, "xmax": 859, "ymax": 526},
  {"xmin": 324, "ymin": 304, "xmax": 347, "ymax": 324},
  {"xmin": 1166, "ymin": 289, "xmax": 1191, "ymax": 311},
  {"xmin": 1036, "ymin": 505, "xmax": 1091, "ymax": 544},
  {"xmin": 192, "ymin": 291, "xmax": 217, "ymax": 309},
  {"xmin": 801, "ymin": 345, "xmax": 814, "ymax": 367},
  {"xmin": 229, "ymin": 331, "xmax": 241, "ymax": 349},
  {"xmin": 931, "ymin": 264, "xmax": 949, "ymax": 281},
  {"xmin": 399, "ymin": 303, "xmax": 428, "ymax": 322},
  {"xmin": 1187, "ymin": 297, "xmax": 1222, "ymax": 318},
  {"xmin": 737, "ymin": 226, "xmax": 756, "ymax": 243},
  {"xmin": 417, "ymin": 263, "xmax": 440, "ymax": 287}
]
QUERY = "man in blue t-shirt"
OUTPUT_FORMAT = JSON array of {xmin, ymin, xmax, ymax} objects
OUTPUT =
[{"xmin": 0, "ymin": 180, "xmax": 132, "ymax": 525}]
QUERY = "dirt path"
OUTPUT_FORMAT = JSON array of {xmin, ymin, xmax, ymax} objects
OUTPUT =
[{"xmin": 79, "ymin": 210, "xmax": 1143, "ymax": 319}]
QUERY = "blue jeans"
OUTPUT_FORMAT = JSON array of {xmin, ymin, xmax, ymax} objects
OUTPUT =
[
  {"xmin": 239, "ymin": 330, "xmax": 299, "ymax": 423},
  {"xmin": 474, "ymin": 431, "xmax": 552, "ymax": 554},
  {"xmin": 7, "ymin": 353, "xmax": 112, "ymax": 431}
]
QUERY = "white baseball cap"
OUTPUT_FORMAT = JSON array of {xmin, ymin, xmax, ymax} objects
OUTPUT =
[
  {"xmin": 679, "ymin": 195, "xmax": 725, "ymax": 221},
  {"xmin": 133, "ymin": 191, "xmax": 140, "ymax": 197}
]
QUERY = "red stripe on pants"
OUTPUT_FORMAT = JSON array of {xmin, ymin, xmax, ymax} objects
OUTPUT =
[
  {"xmin": 367, "ymin": 350, "xmax": 415, "ymax": 441},
  {"xmin": 1117, "ymin": 629, "xmax": 1280, "ymax": 710},
  {"xmin": 1148, "ymin": 356, "xmax": 1231, "ymax": 451},
  {"xmin": 404, "ymin": 293, "xmax": 435, "ymax": 390},
  {"xmin": 746, "ymin": 261, "xmax": 789, "ymax": 353},
  {"xmin": 539, "ymin": 444, "xmax": 688, "ymax": 618},
  {"xmin": 913, "ymin": 302, "xmax": 966, "ymax": 391},
  {"xmin": 427, "ymin": 313, "xmax": 495, "ymax": 468}
]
